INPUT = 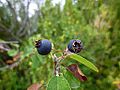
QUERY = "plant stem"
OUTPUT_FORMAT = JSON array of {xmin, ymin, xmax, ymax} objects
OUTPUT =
[
  {"xmin": 52, "ymin": 54, "xmax": 60, "ymax": 76},
  {"xmin": 51, "ymin": 48, "xmax": 72, "ymax": 76}
]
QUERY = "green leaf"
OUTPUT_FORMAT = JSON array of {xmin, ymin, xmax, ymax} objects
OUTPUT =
[
  {"xmin": 69, "ymin": 54, "xmax": 99, "ymax": 72},
  {"xmin": 64, "ymin": 71, "xmax": 80, "ymax": 89},
  {"xmin": 7, "ymin": 49, "xmax": 18, "ymax": 56},
  {"xmin": 30, "ymin": 53, "xmax": 42, "ymax": 69},
  {"xmin": 47, "ymin": 76, "xmax": 71, "ymax": 90},
  {"xmin": 31, "ymin": 55, "xmax": 40, "ymax": 69}
]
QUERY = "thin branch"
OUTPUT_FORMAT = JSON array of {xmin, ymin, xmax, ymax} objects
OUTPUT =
[
  {"xmin": 0, "ymin": 24, "xmax": 22, "ymax": 42},
  {"xmin": 0, "ymin": 52, "xmax": 35, "ymax": 71},
  {"xmin": 0, "ymin": 0, "xmax": 22, "ymax": 42},
  {"xmin": 17, "ymin": 0, "xmax": 32, "ymax": 36},
  {"xmin": 51, "ymin": 48, "xmax": 73, "ymax": 76},
  {"xmin": 0, "ymin": 58, "xmax": 22, "ymax": 71},
  {"xmin": 52, "ymin": 54, "xmax": 61, "ymax": 76},
  {"xmin": 0, "ymin": 41, "xmax": 19, "ymax": 44},
  {"xmin": 6, "ymin": 0, "xmax": 18, "ymax": 32},
  {"xmin": 0, "ymin": 45, "xmax": 10, "ymax": 51},
  {"xmin": 0, "ymin": 52, "xmax": 22, "ymax": 71},
  {"xmin": 111, "ymin": 55, "xmax": 120, "ymax": 60}
]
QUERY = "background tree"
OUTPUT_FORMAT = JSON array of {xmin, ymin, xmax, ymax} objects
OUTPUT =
[{"xmin": 0, "ymin": 0, "xmax": 120, "ymax": 90}]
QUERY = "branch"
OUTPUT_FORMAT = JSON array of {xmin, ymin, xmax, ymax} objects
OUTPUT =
[
  {"xmin": 0, "ymin": 44, "xmax": 10, "ymax": 51},
  {"xmin": 0, "ymin": 52, "xmax": 22, "ymax": 71},
  {"xmin": 0, "ymin": 52, "xmax": 35, "ymax": 71},
  {"xmin": 17, "ymin": 0, "xmax": 32, "ymax": 37},
  {"xmin": 0, "ymin": 0, "xmax": 22, "ymax": 42},
  {"xmin": 51, "ymin": 48, "xmax": 73, "ymax": 76},
  {"xmin": 0, "ymin": 20, "xmax": 16, "ymax": 40},
  {"xmin": 52, "ymin": 54, "xmax": 61, "ymax": 76},
  {"xmin": 6, "ymin": 0, "xmax": 18, "ymax": 32},
  {"xmin": 111, "ymin": 55, "xmax": 120, "ymax": 60},
  {"xmin": 0, "ymin": 58, "xmax": 22, "ymax": 71},
  {"xmin": 0, "ymin": 41, "xmax": 19, "ymax": 44}
]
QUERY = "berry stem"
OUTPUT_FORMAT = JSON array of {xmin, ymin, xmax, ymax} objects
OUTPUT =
[
  {"xmin": 51, "ymin": 48, "xmax": 73, "ymax": 76},
  {"xmin": 52, "ymin": 54, "xmax": 61, "ymax": 76}
]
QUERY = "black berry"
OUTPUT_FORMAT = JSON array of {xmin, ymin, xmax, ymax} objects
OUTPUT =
[
  {"xmin": 68, "ymin": 39, "xmax": 83, "ymax": 53},
  {"xmin": 35, "ymin": 39, "xmax": 52, "ymax": 55}
]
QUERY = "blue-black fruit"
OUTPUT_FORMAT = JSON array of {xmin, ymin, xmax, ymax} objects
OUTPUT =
[
  {"xmin": 35, "ymin": 39, "xmax": 52, "ymax": 55},
  {"xmin": 68, "ymin": 39, "xmax": 83, "ymax": 53}
]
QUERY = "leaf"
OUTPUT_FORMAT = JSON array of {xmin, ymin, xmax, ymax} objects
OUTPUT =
[
  {"xmin": 113, "ymin": 81, "xmax": 120, "ymax": 85},
  {"xmin": 7, "ymin": 49, "xmax": 18, "ymax": 56},
  {"xmin": 64, "ymin": 70, "xmax": 80, "ymax": 89},
  {"xmin": 31, "ymin": 55, "xmax": 40, "ymax": 69},
  {"xmin": 66, "ymin": 64, "xmax": 87, "ymax": 82},
  {"xmin": 47, "ymin": 76, "xmax": 71, "ymax": 90},
  {"xmin": 69, "ymin": 54, "xmax": 99, "ymax": 72}
]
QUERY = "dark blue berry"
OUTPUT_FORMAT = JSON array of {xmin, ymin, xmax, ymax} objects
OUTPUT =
[
  {"xmin": 68, "ymin": 39, "xmax": 83, "ymax": 53},
  {"xmin": 35, "ymin": 39, "xmax": 52, "ymax": 55}
]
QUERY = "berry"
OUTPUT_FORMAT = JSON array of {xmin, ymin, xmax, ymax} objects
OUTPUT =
[
  {"xmin": 35, "ymin": 39, "xmax": 52, "ymax": 55},
  {"xmin": 68, "ymin": 39, "xmax": 83, "ymax": 53}
]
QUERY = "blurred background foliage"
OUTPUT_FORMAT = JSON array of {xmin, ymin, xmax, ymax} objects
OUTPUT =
[{"xmin": 0, "ymin": 0, "xmax": 120, "ymax": 90}]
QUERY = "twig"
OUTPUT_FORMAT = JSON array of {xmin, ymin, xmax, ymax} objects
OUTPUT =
[
  {"xmin": 6, "ymin": 0, "xmax": 18, "ymax": 32},
  {"xmin": 17, "ymin": 0, "xmax": 31, "ymax": 36},
  {"xmin": 0, "ymin": 45, "xmax": 10, "ymax": 51},
  {"xmin": 0, "ymin": 58, "xmax": 22, "ymax": 71},
  {"xmin": 0, "ymin": 41, "xmax": 19, "ymax": 44},
  {"xmin": 0, "ymin": 51, "xmax": 35, "ymax": 71},
  {"xmin": 111, "ymin": 55, "xmax": 120, "ymax": 60},
  {"xmin": 51, "ymin": 48, "xmax": 73, "ymax": 76},
  {"xmin": 52, "ymin": 54, "xmax": 61, "ymax": 76}
]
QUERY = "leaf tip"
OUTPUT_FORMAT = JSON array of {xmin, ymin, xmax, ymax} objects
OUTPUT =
[{"xmin": 95, "ymin": 68, "xmax": 99, "ymax": 72}]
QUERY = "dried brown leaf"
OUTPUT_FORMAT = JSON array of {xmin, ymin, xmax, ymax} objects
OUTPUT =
[
  {"xmin": 67, "ymin": 64, "xmax": 87, "ymax": 81},
  {"xmin": 27, "ymin": 83, "xmax": 41, "ymax": 90}
]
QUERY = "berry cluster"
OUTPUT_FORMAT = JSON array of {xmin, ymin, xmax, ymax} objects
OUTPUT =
[{"xmin": 35, "ymin": 39, "xmax": 83, "ymax": 55}]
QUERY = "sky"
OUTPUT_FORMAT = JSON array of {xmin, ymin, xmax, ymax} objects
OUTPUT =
[{"xmin": 1, "ymin": 0, "xmax": 65, "ymax": 17}]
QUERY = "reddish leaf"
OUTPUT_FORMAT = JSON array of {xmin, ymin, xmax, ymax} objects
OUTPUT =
[
  {"xmin": 66, "ymin": 64, "xmax": 87, "ymax": 82},
  {"xmin": 27, "ymin": 83, "xmax": 41, "ymax": 90},
  {"xmin": 6, "ymin": 60, "xmax": 14, "ymax": 64},
  {"xmin": 6, "ymin": 52, "xmax": 22, "ymax": 65},
  {"xmin": 113, "ymin": 81, "xmax": 120, "ymax": 89}
]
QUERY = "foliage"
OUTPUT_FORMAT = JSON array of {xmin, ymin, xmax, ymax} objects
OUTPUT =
[
  {"xmin": 0, "ymin": 0, "xmax": 120, "ymax": 90},
  {"xmin": 47, "ymin": 76, "xmax": 71, "ymax": 90}
]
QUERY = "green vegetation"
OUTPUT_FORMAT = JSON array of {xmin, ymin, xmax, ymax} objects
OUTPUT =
[{"xmin": 0, "ymin": 0, "xmax": 120, "ymax": 90}]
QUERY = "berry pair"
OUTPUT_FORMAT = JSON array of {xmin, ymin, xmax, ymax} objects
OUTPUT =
[{"xmin": 35, "ymin": 39, "xmax": 83, "ymax": 55}]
